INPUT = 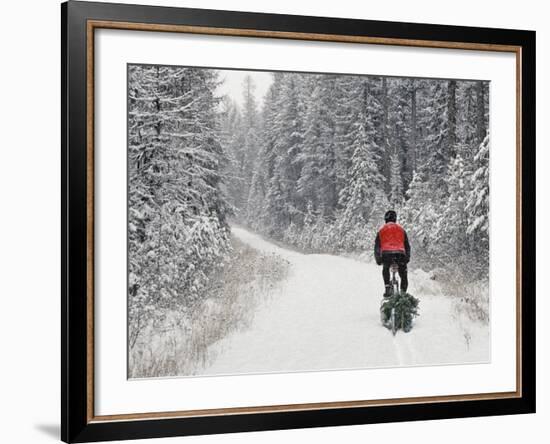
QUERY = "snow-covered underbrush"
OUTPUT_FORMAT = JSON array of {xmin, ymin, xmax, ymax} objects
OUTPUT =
[
  {"xmin": 408, "ymin": 268, "xmax": 442, "ymax": 296},
  {"xmin": 277, "ymin": 219, "xmax": 376, "ymax": 255},
  {"xmin": 411, "ymin": 266, "xmax": 489, "ymax": 318},
  {"xmin": 447, "ymin": 279, "xmax": 490, "ymax": 324},
  {"xmin": 128, "ymin": 236, "xmax": 289, "ymax": 378},
  {"xmin": 446, "ymin": 278, "xmax": 490, "ymax": 351},
  {"xmin": 409, "ymin": 266, "xmax": 489, "ymax": 350},
  {"xmin": 404, "ymin": 266, "xmax": 489, "ymax": 324},
  {"xmin": 417, "ymin": 266, "xmax": 490, "ymax": 349}
]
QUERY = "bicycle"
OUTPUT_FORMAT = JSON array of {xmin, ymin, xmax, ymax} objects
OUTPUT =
[
  {"xmin": 380, "ymin": 261, "xmax": 419, "ymax": 335},
  {"xmin": 387, "ymin": 262, "xmax": 400, "ymax": 335}
]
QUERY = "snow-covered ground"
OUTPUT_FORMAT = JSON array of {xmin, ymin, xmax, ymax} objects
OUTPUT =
[{"xmin": 201, "ymin": 226, "xmax": 490, "ymax": 376}]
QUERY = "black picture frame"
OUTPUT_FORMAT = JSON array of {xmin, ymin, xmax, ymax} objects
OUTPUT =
[{"xmin": 61, "ymin": 1, "xmax": 536, "ymax": 442}]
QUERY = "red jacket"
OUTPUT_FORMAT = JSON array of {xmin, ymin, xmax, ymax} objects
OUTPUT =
[
  {"xmin": 379, "ymin": 222, "xmax": 406, "ymax": 253},
  {"xmin": 374, "ymin": 222, "xmax": 411, "ymax": 264}
]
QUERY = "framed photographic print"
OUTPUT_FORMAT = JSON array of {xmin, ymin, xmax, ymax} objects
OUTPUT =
[{"xmin": 61, "ymin": 1, "xmax": 536, "ymax": 442}]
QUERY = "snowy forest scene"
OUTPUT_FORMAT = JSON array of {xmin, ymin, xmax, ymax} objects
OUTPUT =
[{"xmin": 128, "ymin": 63, "xmax": 490, "ymax": 379}]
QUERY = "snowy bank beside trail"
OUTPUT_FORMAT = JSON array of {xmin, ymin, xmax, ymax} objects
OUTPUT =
[
  {"xmin": 408, "ymin": 267, "xmax": 490, "ymax": 360},
  {"xmin": 128, "ymin": 235, "xmax": 290, "ymax": 378},
  {"xmin": 408, "ymin": 268, "xmax": 442, "ymax": 296}
]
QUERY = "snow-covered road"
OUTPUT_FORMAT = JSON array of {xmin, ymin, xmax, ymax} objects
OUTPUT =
[{"xmin": 202, "ymin": 226, "xmax": 489, "ymax": 376}]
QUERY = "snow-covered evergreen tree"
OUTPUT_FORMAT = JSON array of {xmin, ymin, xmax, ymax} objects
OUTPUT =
[
  {"xmin": 389, "ymin": 150, "xmax": 404, "ymax": 208},
  {"xmin": 297, "ymin": 76, "xmax": 338, "ymax": 217},
  {"xmin": 401, "ymin": 170, "xmax": 441, "ymax": 259},
  {"xmin": 335, "ymin": 78, "xmax": 387, "ymax": 250},
  {"xmin": 128, "ymin": 65, "xmax": 230, "ymax": 347},
  {"xmin": 435, "ymin": 153, "xmax": 470, "ymax": 264},
  {"xmin": 465, "ymin": 133, "xmax": 490, "ymax": 274}
]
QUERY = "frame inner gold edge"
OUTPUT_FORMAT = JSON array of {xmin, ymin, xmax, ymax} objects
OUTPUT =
[{"xmin": 86, "ymin": 19, "xmax": 523, "ymax": 423}]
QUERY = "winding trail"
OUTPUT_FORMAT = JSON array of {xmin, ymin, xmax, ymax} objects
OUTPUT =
[{"xmin": 202, "ymin": 226, "xmax": 490, "ymax": 376}]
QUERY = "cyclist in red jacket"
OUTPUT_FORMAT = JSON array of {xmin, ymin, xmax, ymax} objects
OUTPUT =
[{"xmin": 374, "ymin": 210, "xmax": 411, "ymax": 297}]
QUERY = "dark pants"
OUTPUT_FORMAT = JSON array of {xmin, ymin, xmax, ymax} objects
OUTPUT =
[{"xmin": 381, "ymin": 252, "xmax": 408, "ymax": 292}]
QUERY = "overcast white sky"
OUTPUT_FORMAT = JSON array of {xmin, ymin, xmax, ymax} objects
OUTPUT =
[{"xmin": 216, "ymin": 69, "xmax": 273, "ymax": 108}]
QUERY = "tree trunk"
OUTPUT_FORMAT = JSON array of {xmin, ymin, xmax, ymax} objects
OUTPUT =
[
  {"xmin": 382, "ymin": 77, "xmax": 390, "ymax": 194},
  {"xmin": 447, "ymin": 80, "xmax": 457, "ymax": 158},
  {"xmin": 411, "ymin": 80, "xmax": 417, "ymax": 173},
  {"xmin": 476, "ymin": 81, "xmax": 486, "ymax": 146}
]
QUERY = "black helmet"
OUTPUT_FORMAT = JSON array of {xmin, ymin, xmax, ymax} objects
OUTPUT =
[{"xmin": 384, "ymin": 210, "xmax": 397, "ymax": 223}]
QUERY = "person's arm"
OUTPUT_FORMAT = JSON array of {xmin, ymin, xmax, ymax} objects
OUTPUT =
[
  {"xmin": 374, "ymin": 232, "xmax": 382, "ymax": 265},
  {"xmin": 404, "ymin": 231, "xmax": 411, "ymax": 262}
]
